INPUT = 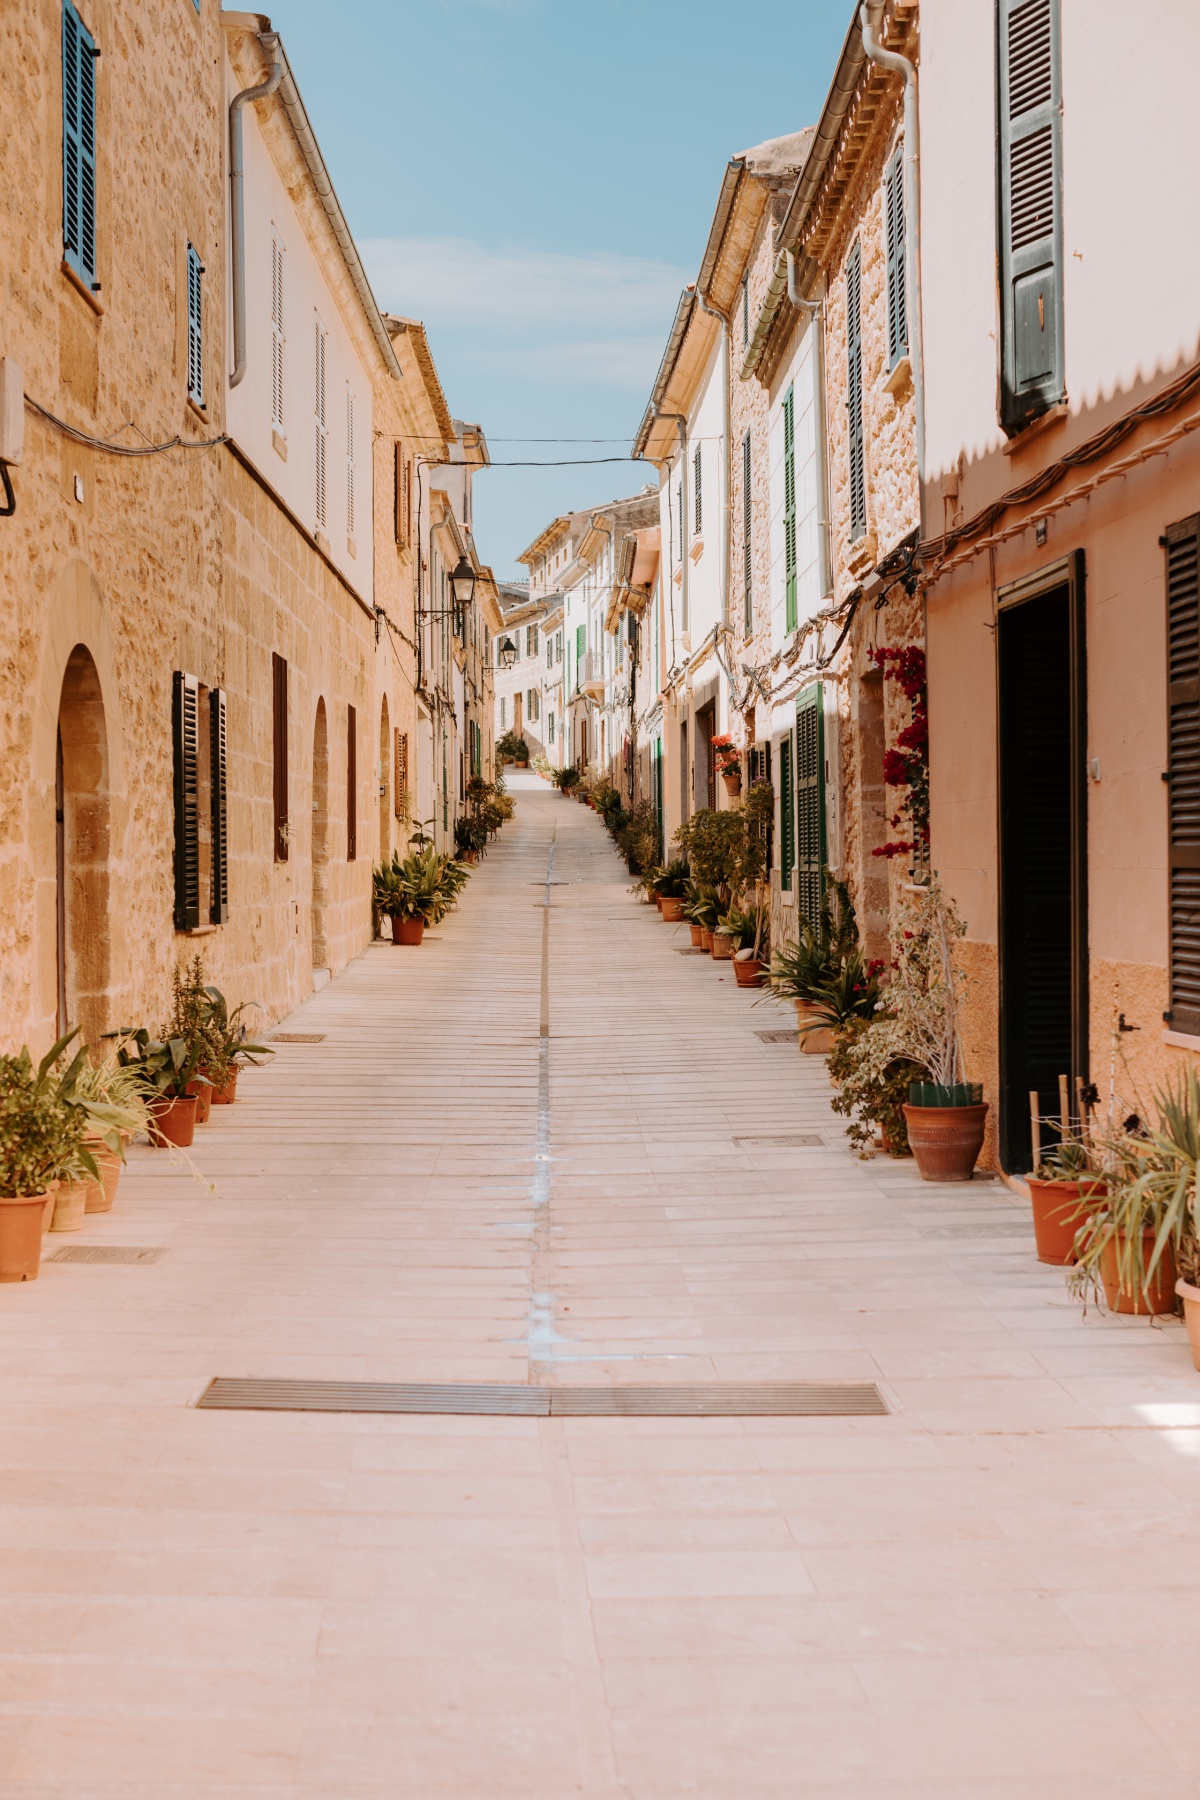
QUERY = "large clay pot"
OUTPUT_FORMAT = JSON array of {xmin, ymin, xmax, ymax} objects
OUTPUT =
[
  {"xmin": 1027, "ymin": 1178, "xmax": 1103, "ymax": 1266},
  {"xmin": 655, "ymin": 893, "xmax": 664, "ymax": 912},
  {"xmin": 661, "ymin": 897, "xmax": 684, "ymax": 922},
  {"xmin": 902, "ymin": 1102, "xmax": 989, "ymax": 1183},
  {"xmin": 1176, "ymin": 1279, "xmax": 1200, "ymax": 1369},
  {"xmin": 700, "ymin": 928, "xmax": 714, "ymax": 951},
  {"xmin": 50, "ymin": 1182, "xmax": 87, "ymax": 1232},
  {"xmin": 211, "ymin": 1068, "xmax": 238, "ymax": 1105},
  {"xmin": 186, "ymin": 1077, "xmax": 213, "ymax": 1125},
  {"xmin": 796, "ymin": 1001, "xmax": 834, "ymax": 1056},
  {"xmin": 689, "ymin": 925, "xmax": 704, "ymax": 947},
  {"xmin": 1100, "ymin": 1232, "xmax": 1177, "ymax": 1316},
  {"xmin": 394, "ymin": 916, "xmax": 425, "ymax": 946},
  {"xmin": 733, "ymin": 957, "xmax": 765, "ymax": 988},
  {"xmin": 712, "ymin": 932, "xmax": 734, "ymax": 961},
  {"xmin": 149, "ymin": 1095, "xmax": 198, "ymax": 1149},
  {"xmin": 0, "ymin": 1191, "xmax": 52, "ymax": 1281}
]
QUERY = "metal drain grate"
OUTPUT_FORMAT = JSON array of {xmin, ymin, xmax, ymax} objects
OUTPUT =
[
  {"xmin": 271, "ymin": 1032, "xmax": 325, "ymax": 1043},
  {"xmin": 197, "ymin": 1378, "xmax": 887, "ymax": 1417},
  {"xmin": 48, "ymin": 1246, "xmax": 167, "ymax": 1265},
  {"xmin": 733, "ymin": 1133, "xmax": 825, "ymax": 1149},
  {"xmin": 756, "ymin": 1029, "xmax": 800, "ymax": 1043},
  {"xmin": 675, "ymin": 947, "xmax": 709, "ymax": 956}
]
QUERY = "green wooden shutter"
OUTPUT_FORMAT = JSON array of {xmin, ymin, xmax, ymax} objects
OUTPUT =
[
  {"xmin": 172, "ymin": 672, "xmax": 200, "ymax": 931},
  {"xmin": 187, "ymin": 244, "xmax": 204, "ymax": 408},
  {"xmin": 1166, "ymin": 516, "xmax": 1200, "ymax": 1035},
  {"xmin": 209, "ymin": 687, "xmax": 228, "ymax": 924},
  {"xmin": 742, "ymin": 431, "xmax": 753, "ymax": 635},
  {"xmin": 846, "ymin": 242, "xmax": 866, "ymax": 543},
  {"xmin": 783, "ymin": 388, "xmax": 797, "ymax": 634},
  {"xmin": 997, "ymin": 0, "xmax": 1063, "ymax": 433},
  {"xmin": 885, "ymin": 147, "xmax": 908, "ymax": 370},
  {"xmin": 794, "ymin": 683, "xmax": 825, "ymax": 924},
  {"xmin": 779, "ymin": 730, "xmax": 795, "ymax": 892},
  {"xmin": 62, "ymin": 1, "xmax": 97, "ymax": 290}
]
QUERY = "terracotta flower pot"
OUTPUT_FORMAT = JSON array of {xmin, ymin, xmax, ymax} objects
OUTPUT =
[
  {"xmin": 50, "ymin": 1182, "xmax": 87, "ymax": 1232},
  {"xmin": 211, "ymin": 1068, "xmax": 238, "ymax": 1105},
  {"xmin": 394, "ymin": 916, "xmax": 425, "ymax": 946},
  {"xmin": 1100, "ymin": 1232, "xmax": 1177, "ymax": 1315},
  {"xmin": 0, "ymin": 1191, "xmax": 52, "ymax": 1282},
  {"xmin": 1176, "ymin": 1279, "xmax": 1200, "ymax": 1369},
  {"xmin": 655, "ymin": 893, "xmax": 664, "ymax": 912},
  {"xmin": 902, "ymin": 1102, "xmax": 989, "ymax": 1183},
  {"xmin": 733, "ymin": 957, "xmax": 765, "ymax": 987},
  {"xmin": 148, "ymin": 1095, "xmax": 198, "ymax": 1149},
  {"xmin": 661, "ymin": 897, "xmax": 684, "ymax": 922},
  {"xmin": 795, "ymin": 1001, "xmax": 834, "ymax": 1056},
  {"xmin": 700, "ymin": 928, "xmax": 714, "ymax": 951},
  {"xmin": 689, "ymin": 925, "xmax": 704, "ymax": 947},
  {"xmin": 1027, "ymin": 1178, "xmax": 1103, "ymax": 1266},
  {"xmin": 82, "ymin": 1134, "xmax": 123, "ymax": 1214},
  {"xmin": 186, "ymin": 1077, "xmax": 212, "ymax": 1125},
  {"xmin": 712, "ymin": 931, "xmax": 734, "ymax": 961},
  {"xmin": 721, "ymin": 772, "xmax": 742, "ymax": 798}
]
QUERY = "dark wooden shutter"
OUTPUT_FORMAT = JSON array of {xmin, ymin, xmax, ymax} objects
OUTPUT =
[
  {"xmin": 394, "ymin": 729, "xmax": 408, "ymax": 818},
  {"xmin": 62, "ymin": 1, "xmax": 97, "ymax": 290},
  {"xmin": 795, "ymin": 683, "xmax": 826, "ymax": 923},
  {"xmin": 1167, "ymin": 517, "xmax": 1200, "ymax": 1034},
  {"xmin": 186, "ymin": 244, "xmax": 204, "ymax": 408},
  {"xmin": 272, "ymin": 652, "xmax": 288, "ymax": 863},
  {"xmin": 885, "ymin": 147, "xmax": 908, "ymax": 370},
  {"xmin": 783, "ymin": 388, "xmax": 797, "ymax": 634},
  {"xmin": 346, "ymin": 703, "xmax": 357, "ymax": 861},
  {"xmin": 846, "ymin": 241, "xmax": 866, "ymax": 543},
  {"xmin": 742, "ymin": 431, "xmax": 753, "ymax": 634},
  {"xmin": 779, "ymin": 730, "xmax": 795, "ymax": 892},
  {"xmin": 394, "ymin": 442, "xmax": 404, "ymax": 544},
  {"xmin": 172, "ymin": 672, "xmax": 200, "ymax": 931},
  {"xmin": 998, "ymin": 0, "xmax": 1063, "ymax": 433},
  {"xmin": 209, "ymin": 686, "xmax": 228, "ymax": 924}
]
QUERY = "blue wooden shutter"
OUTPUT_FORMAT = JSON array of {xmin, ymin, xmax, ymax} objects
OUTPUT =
[
  {"xmin": 1166, "ymin": 517, "xmax": 1200, "ymax": 1035},
  {"xmin": 794, "ymin": 683, "xmax": 826, "ymax": 923},
  {"xmin": 783, "ymin": 388, "xmax": 797, "ymax": 634},
  {"xmin": 778, "ymin": 730, "xmax": 795, "ymax": 892},
  {"xmin": 846, "ymin": 241, "xmax": 866, "ymax": 543},
  {"xmin": 885, "ymin": 148, "xmax": 908, "ymax": 370},
  {"xmin": 742, "ymin": 431, "xmax": 752, "ymax": 634},
  {"xmin": 187, "ymin": 244, "xmax": 204, "ymax": 407},
  {"xmin": 172, "ymin": 672, "xmax": 200, "ymax": 931},
  {"xmin": 998, "ymin": 0, "xmax": 1063, "ymax": 433},
  {"xmin": 209, "ymin": 687, "xmax": 228, "ymax": 924},
  {"xmin": 62, "ymin": 1, "xmax": 97, "ymax": 290}
]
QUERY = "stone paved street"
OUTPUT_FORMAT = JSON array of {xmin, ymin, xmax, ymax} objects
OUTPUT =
[{"xmin": 3, "ymin": 777, "xmax": 1200, "ymax": 1797}]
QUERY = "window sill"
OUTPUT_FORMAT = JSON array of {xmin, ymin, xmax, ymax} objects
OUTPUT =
[
  {"xmin": 187, "ymin": 396, "xmax": 208, "ymax": 425},
  {"xmin": 61, "ymin": 259, "xmax": 104, "ymax": 315},
  {"xmin": 689, "ymin": 537, "xmax": 704, "ymax": 563},
  {"xmin": 1002, "ymin": 402, "xmax": 1069, "ymax": 455},
  {"xmin": 883, "ymin": 355, "xmax": 912, "ymax": 398},
  {"xmin": 272, "ymin": 429, "xmax": 288, "ymax": 462},
  {"xmin": 178, "ymin": 923, "xmax": 218, "ymax": 938},
  {"xmin": 1164, "ymin": 1028, "xmax": 1200, "ymax": 1051},
  {"xmin": 846, "ymin": 532, "xmax": 877, "ymax": 579}
]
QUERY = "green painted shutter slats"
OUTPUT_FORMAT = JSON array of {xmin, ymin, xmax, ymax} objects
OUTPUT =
[
  {"xmin": 742, "ymin": 431, "xmax": 753, "ymax": 635},
  {"xmin": 998, "ymin": 0, "xmax": 1063, "ymax": 432},
  {"xmin": 209, "ymin": 687, "xmax": 228, "ymax": 925},
  {"xmin": 794, "ymin": 684, "xmax": 825, "ymax": 924},
  {"xmin": 846, "ymin": 242, "xmax": 866, "ymax": 544},
  {"xmin": 272, "ymin": 652, "xmax": 288, "ymax": 864},
  {"xmin": 62, "ymin": 1, "xmax": 97, "ymax": 289},
  {"xmin": 187, "ymin": 245, "xmax": 204, "ymax": 408},
  {"xmin": 172, "ymin": 672, "xmax": 200, "ymax": 932},
  {"xmin": 783, "ymin": 388, "xmax": 797, "ymax": 635},
  {"xmin": 885, "ymin": 147, "xmax": 908, "ymax": 370},
  {"xmin": 1167, "ymin": 517, "xmax": 1200, "ymax": 1035},
  {"xmin": 779, "ymin": 731, "xmax": 795, "ymax": 892}
]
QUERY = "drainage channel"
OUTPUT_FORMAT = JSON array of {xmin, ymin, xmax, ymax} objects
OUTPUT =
[{"xmin": 196, "ymin": 1378, "xmax": 889, "ymax": 1417}]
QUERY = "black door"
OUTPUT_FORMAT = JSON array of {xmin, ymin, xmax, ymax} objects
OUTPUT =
[{"xmin": 997, "ymin": 560, "xmax": 1088, "ymax": 1172}]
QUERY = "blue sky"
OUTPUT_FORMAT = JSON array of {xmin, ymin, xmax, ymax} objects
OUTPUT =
[{"xmin": 267, "ymin": 0, "xmax": 851, "ymax": 578}]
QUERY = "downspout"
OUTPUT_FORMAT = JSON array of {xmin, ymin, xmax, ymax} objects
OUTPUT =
[
  {"xmin": 694, "ymin": 289, "xmax": 731, "ymax": 631},
  {"xmin": 785, "ymin": 253, "xmax": 833, "ymax": 601},
  {"xmin": 228, "ymin": 34, "xmax": 283, "ymax": 389},
  {"xmin": 860, "ymin": 1, "xmax": 925, "ymax": 500}
]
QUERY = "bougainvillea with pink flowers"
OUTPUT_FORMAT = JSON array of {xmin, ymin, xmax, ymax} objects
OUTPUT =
[{"xmin": 870, "ymin": 644, "xmax": 929, "ymax": 860}]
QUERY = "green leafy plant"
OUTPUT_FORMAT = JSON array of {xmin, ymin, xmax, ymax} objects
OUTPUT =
[
  {"xmin": 718, "ymin": 901, "xmax": 769, "ymax": 956},
  {"xmin": 652, "ymin": 860, "xmax": 690, "ymax": 900},
  {"xmin": 113, "ymin": 1028, "xmax": 207, "ymax": 1104},
  {"xmin": 201, "ymin": 989, "xmax": 273, "ymax": 1080},
  {"xmin": 828, "ymin": 1018, "xmax": 924, "ymax": 1156},
  {"xmin": 682, "ymin": 883, "xmax": 722, "ymax": 932},
  {"xmin": 552, "ymin": 766, "xmax": 579, "ymax": 792},
  {"xmin": 0, "ymin": 1030, "xmax": 120, "ymax": 1195},
  {"xmin": 616, "ymin": 800, "xmax": 661, "ymax": 877},
  {"xmin": 769, "ymin": 876, "xmax": 861, "ymax": 1003},
  {"xmin": 495, "ymin": 730, "xmax": 526, "ymax": 760},
  {"xmin": 454, "ymin": 815, "xmax": 488, "ymax": 859}
]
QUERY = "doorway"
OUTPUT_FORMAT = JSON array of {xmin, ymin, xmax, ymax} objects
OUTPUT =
[
  {"xmin": 312, "ymin": 698, "xmax": 329, "ymax": 972},
  {"xmin": 997, "ymin": 556, "xmax": 1088, "ymax": 1172},
  {"xmin": 378, "ymin": 696, "xmax": 390, "ymax": 863},
  {"xmin": 56, "ymin": 646, "xmax": 111, "ymax": 1044}
]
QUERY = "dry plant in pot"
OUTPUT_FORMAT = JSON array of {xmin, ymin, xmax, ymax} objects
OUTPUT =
[{"xmin": 1026, "ymin": 1136, "xmax": 1105, "ymax": 1266}]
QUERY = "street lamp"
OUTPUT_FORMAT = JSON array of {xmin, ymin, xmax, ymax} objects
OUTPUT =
[{"xmin": 497, "ymin": 636, "xmax": 518, "ymax": 670}]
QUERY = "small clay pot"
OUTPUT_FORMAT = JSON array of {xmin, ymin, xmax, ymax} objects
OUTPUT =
[
  {"xmin": 700, "ymin": 928, "xmax": 714, "ymax": 951},
  {"xmin": 712, "ymin": 932, "xmax": 734, "ymax": 961},
  {"xmin": 661, "ymin": 897, "xmax": 684, "ymax": 922},
  {"xmin": 1176, "ymin": 1279, "xmax": 1200, "ymax": 1369},
  {"xmin": 721, "ymin": 772, "xmax": 742, "ymax": 798},
  {"xmin": 211, "ymin": 1069, "xmax": 238, "ymax": 1105},
  {"xmin": 0, "ymin": 1191, "xmax": 52, "ymax": 1281},
  {"xmin": 1100, "ymin": 1232, "xmax": 1177, "ymax": 1315},
  {"xmin": 149, "ymin": 1095, "xmax": 198, "ymax": 1149},
  {"xmin": 733, "ymin": 957, "xmax": 765, "ymax": 987},
  {"xmin": 82, "ymin": 1134, "xmax": 123, "ymax": 1213},
  {"xmin": 689, "ymin": 925, "xmax": 704, "ymax": 947},
  {"xmin": 394, "ymin": 916, "xmax": 425, "ymax": 946},
  {"xmin": 187, "ymin": 1077, "xmax": 213, "ymax": 1126},
  {"xmin": 50, "ymin": 1182, "xmax": 87, "ymax": 1232},
  {"xmin": 1027, "ymin": 1178, "xmax": 1102, "ymax": 1266},
  {"xmin": 902, "ymin": 1102, "xmax": 989, "ymax": 1183}
]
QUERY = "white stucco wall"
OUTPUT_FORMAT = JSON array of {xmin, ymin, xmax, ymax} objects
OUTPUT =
[{"xmin": 767, "ymin": 317, "xmax": 823, "ymax": 653}]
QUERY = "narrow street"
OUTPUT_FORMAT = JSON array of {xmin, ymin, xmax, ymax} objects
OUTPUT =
[{"xmin": 2, "ymin": 778, "xmax": 1199, "ymax": 1796}]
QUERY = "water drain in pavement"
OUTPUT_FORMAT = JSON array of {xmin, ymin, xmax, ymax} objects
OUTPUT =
[
  {"xmin": 755, "ymin": 1029, "xmax": 800, "ymax": 1042},
  {"xmin": 675, "ymin": 947, "xmax": 709, "ymax": 955},
  {"xmin": 196, "ymin": 1379, "xmax": 888, "ymax": 1417},
  {"xmin": 48, "ymin": 1246, "xmax": 167, "ymax": 1265},
  {"xmin": 271, "ymin": 1032, "xmax": 326, "ymax": 1043},
  {"xmin": 733, "ymin": 1133, "xmax": 825, "ymax": 1148}
]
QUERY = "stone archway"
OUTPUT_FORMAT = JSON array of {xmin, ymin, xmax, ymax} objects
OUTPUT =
[
  {"xmin": 56, "ymin": 644, "xmax": 111, "ymax": 1044},
  {"xmin": 312, "ymin": 698, "xmax": 330, "ymax": 975},
  {"xmin": 378, "ymin": 694, "xmax": 391, "ymax": 864}
]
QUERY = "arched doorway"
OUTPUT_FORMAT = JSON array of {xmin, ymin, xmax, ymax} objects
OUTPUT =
[
  {"xmin": 56, "ymin": 645, "xmax": 111, "ymax": 1044},
  {"xmin": 312, "ymin": 698, "xmax": 329, "ymax": 974},
  {"xmin": 378, "ymin": 695, "xmax": 391, "ymax": 864}
]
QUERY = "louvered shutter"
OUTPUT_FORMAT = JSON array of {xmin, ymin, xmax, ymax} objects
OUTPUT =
[
  {"xmin": 271, "ymin": 238, "xmax": 285, "ymax": 431},
  {"xmin": 783, "ymin": 388, "xmax": 797, "ymax": 634},
  {"xmin": 794, "ymin": 683, "xmax": 826, "ymax": 924},
  {"xmin": 346, "ymin": 704, "xmax": 357, "ymax": 861},
  {"xmin": 885, "ymin": 147, "xmax": 908, "ymax": 370},
  {"xmin": 186, "ymin": 245, "xmax": 204, "ymax": 407},
  {"xmin": 394, "ymin": 729, "xmax": 408, "ymax": 818},
  {"xmin": 314, "ymin": 322, "xmax": 327, "ymax": 530},
  {"xmin": 693, "ymin": 447, "xmax": 702, "ymax": 534},
  {"xmin": 1167, "ymin": 517, "xmax": 1200, "ymax": 1034},
  {"xmin": 209, "ymin": 687, "xmax": 228, "ymax": 924},
  {"xmin": 172, "ymin": 672, "xmax": 200, "ymax": 931},
  {"xmin": 779, "ymin": 730, "xmax": 795, "ymax": 892},
  {"xmin": 346, "ymin": 389, "xmax": 356, "ymax": 539},
  {"xmin": 742, "ymin": 432, "xmax": 753, "ymax": 634},
  {"xmin": 272, "ymin": 653, "xmax": 288, "ymax": 863},
  {"xmin": 846, "ymin": 241, "xmax": 866, "ymax": 543},
  {"xmin": 62, "ymin": 2, "xmax": 97, "ymax": 290},
  {"xmin": 998, "ymin": 0, "xmax": 1064, "ymax": 433}
]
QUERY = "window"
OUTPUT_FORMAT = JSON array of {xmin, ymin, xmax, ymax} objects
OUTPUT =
[
  {"xmin": 185, "ymin": 244, "xmax": 204, "ymax": 408},
  {"xmin": 62, "ymin": 1, "xmax": 98, "ymax": 292},
  {"xmin": 1167, "ymin": 517, "xmax": 1200, "ymax": 1034},
  {"xmin": 846, "ymin": 240, "xmax": 866, "ymax": 543},
  {"xmin": 345, "ymin": 387, "xmax": 357, "ymax": 541},
  {"xmin": 546, "ymin": 636, "xmax": 553, "ymax": 670},
  {"xmin": 500, "ymin": 697, "xmax": 506, "ymax": 728},
  {"xmin": 314, "ymin": 319, "xmax": 327, "ymax": 531},
  {"xmin": 783, "ymin": 387, "xmax": 797, "ymax": 634},
  {"xmin": 272, "ymin": 652, "xmax": 288, "ymax": 863},
  {"xmin": 677, "ymin": 477, "xmax": 685, "ymax": 561},
  {"xmin": 556, "ymin": 631, "xmax": 562, "ymax": 665},
  {"xmin": 693, "ymin": 446, "xmax": 702, "ymax": 534},
  {"xmin": 795, "ymin": 683, "xmax": 825, "ymax": 923},
  {"xmin": 742, "ymin": 431, "xmax": 753, "ymax": 635},
  {"xmin": 527, "ymin": 624, "xmax": 539, "ymax": 655},
  {"xmin": 346, "ymin": 703, "xmax": 356, "ymax": 861},
  {"xmin": 527, "ymin": 689, "xmax": 540, "ymax": 723},
  {"xmin": 172, "ymin": 672, "xmax": 200, "ymax": 930},
  {"xmin": 548, "ymin": 711, "xmax": 555, "ymax": 744},
  {"xmin": 209, "ymin": 686, "xmax": 228, "ymax": 924},
  {"xmin": 271, "ymin": 235, "xmax": 285, "ymax": 432},
  {"xmin": 884, "ymin": 147, "xmax": 908, "ymax": 371},
  {"xmin": 998, "ymin": 0, "xmax": 1063, "ymax": 432}
]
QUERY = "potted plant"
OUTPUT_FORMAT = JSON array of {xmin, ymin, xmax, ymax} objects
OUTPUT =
[
  {"xmin": 768, "ymin": 877, "xmax": 863, "ymax": 1054},
  {"xmin": 828, "ymin": 1018, "xmax": 924, "ymax": 1158},
  {"xmin": 454, "ymin": 816, "xmax": 487, "ymax": 863},
  {"xmin": 167, "ymin": 958, "xmax": 221, "ymax": 1125},
  {"xmin": 200, "ymin": 988, "xmax": 272, "ymax": 1105},
  {"xmin": 63, "ymin": 1052, "xmax": 152, "ymax": 1214},
  {"xmin": 513, "ymin": 738, "xmax": 530, "ymax": 769},
  {"xmin": 1026, "ymin": 1136, "xmax": 1104, "ymax": 1266},
  {"xmin": 114, "ymin": 1028, "xmax": 207, "ymax": 1148},
  {"xmin": 552, "ymin": 765, "xmax": 578, "ymax": 795},
  {"xmin": 494, "ymin": 729, "xmax": 522, "ymax": 765},
  {"xmin": 652, "ymin": 861, "xmax": 690, "ymax": 921},
  {"xmin": 720, "ymin": 901, "xmax": 770, "ymax": 986},
  {"xmin": 710, "ymin": 733, "xmax": 742, "ymax": 797}
]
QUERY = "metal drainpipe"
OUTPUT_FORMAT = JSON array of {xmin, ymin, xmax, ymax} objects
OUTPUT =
[
  {"xmin": 785, "ymin": 253, "xmax": 833, "ymax": 601},
  {"xmin": 860, "ymin": 0, "xmax": 926, "ymax": 501},
  {"xmin": 228, "ymin": 34, "xmax": 283, "ymax": 389},
  {"xmin": 694, "ymin": 290, "xmax": 731, "ymax": 631}
]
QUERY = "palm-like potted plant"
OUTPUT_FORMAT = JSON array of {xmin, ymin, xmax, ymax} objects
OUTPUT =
[
  {"xmin": 114, "ymin": 1027, "xmax": 208, "ymax": 1148},
  {"xmin": 200, "ymin": 988, "xmax": 272, "ymax": 1105},
  {"xmin": 553, "ymin": 765, "xmax": 579, "ymax": 795},
  {"xmin": 62, "ymin": 1052, "xmax": 151, "ymax": 1217},
  {"xmin": 653, "ymin": 860, "xmax": 690, "ymax": 921},
  {"xmin": 768, "ymin": 877, "xmax": 861, "ymax": 1053},
  {"xmin": 720, "ymin": 901, "xmax": 770, "ymax": 986}
]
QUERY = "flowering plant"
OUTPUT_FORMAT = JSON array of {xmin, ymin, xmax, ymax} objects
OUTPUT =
[
  {"xmin": 857, "ymin": 881, "xmax": 968, "ymax": 1088},
  {"xmin": 709, "ymin": 734, "xmax": 742, "ymax": 780},
  {"xmin": 870, "ymin": 645, "xmax": 929, "ymax": 861}
]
